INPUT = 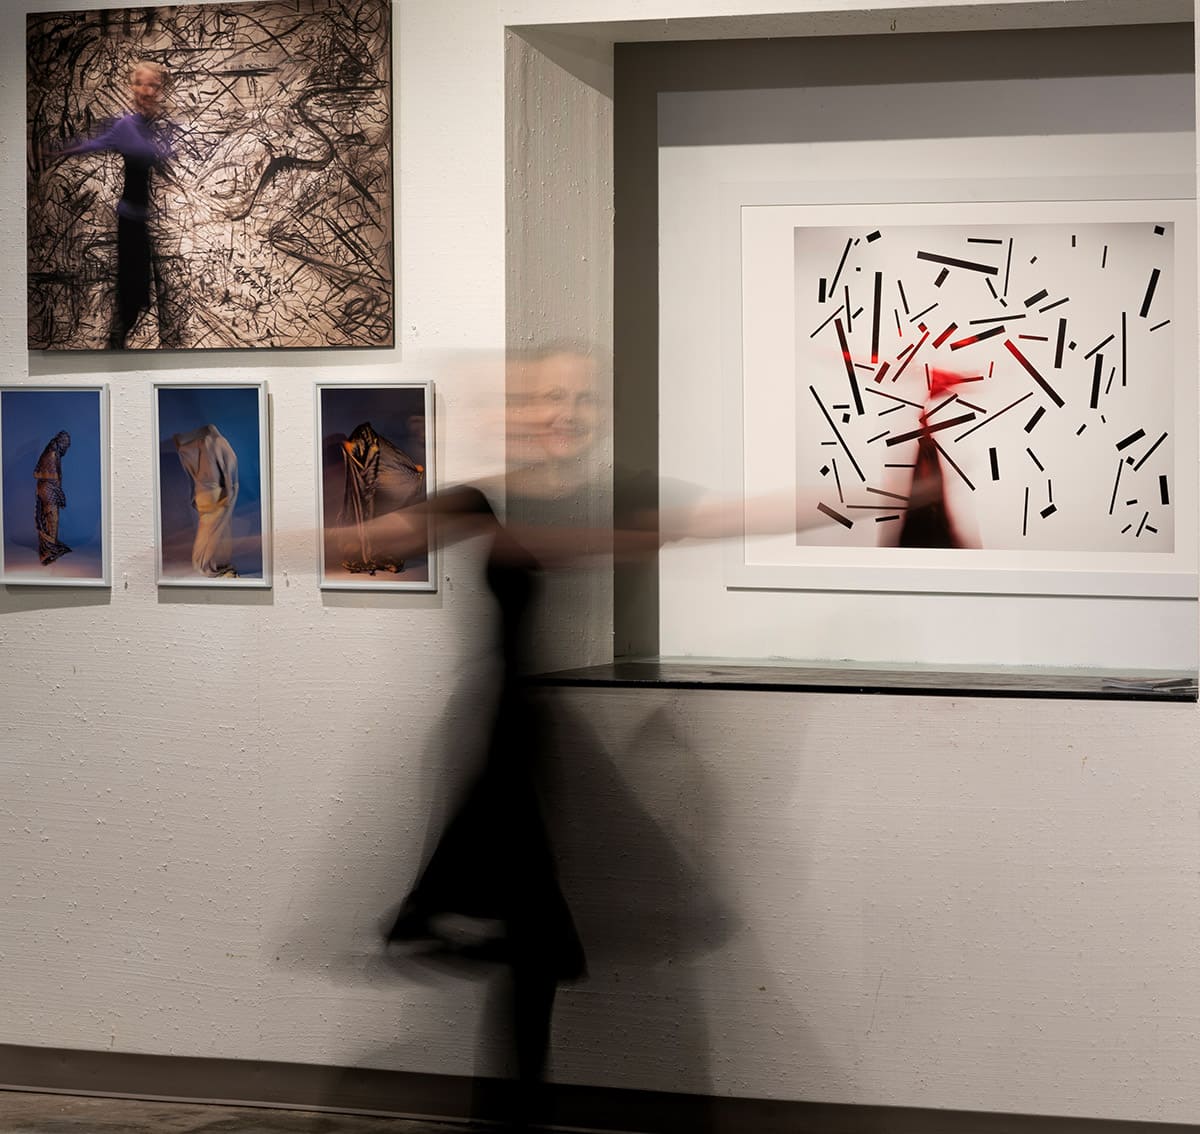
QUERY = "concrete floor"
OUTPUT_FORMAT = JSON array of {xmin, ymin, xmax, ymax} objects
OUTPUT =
[{"xmin": 0, "ymin": 1092, "xmax": 485, "ymax": 1133}]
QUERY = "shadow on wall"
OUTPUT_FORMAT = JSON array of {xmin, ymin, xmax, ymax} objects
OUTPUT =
[
  {"xmin": 543, "ymin": 693, "xmax": 852, "ymax": 1131},
  {"xmin": 354, "ymin": 692, "xmax": 742, "ymax": 1128},
  {"xmin": 266, "ymin": 674, "xmax": 853, "ymax": 1130},
  {"xmin": 544, "ymin": 696, "xmax": 729, "ymax": 1129}
]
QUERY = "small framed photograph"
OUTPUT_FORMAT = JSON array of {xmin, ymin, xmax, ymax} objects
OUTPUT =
[
  {"xmin": 316, "ymin": 382, "xmax": 434, "ymax": 591},
  {"xmin": 0, "ymin": 385, "xmax": 110, "ymax": 586},
  {"xmin": 154, "ymin": 383, "xmax": 271, "ymax": 587}
]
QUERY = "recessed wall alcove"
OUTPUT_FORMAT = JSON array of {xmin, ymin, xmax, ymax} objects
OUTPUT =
[{"xmin": 504, "ymin": 2, "xmax": 1197, "ymax": 687}]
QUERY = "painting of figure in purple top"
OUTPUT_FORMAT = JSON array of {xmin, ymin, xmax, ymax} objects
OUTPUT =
[{"xmin": 27, "ymin": 0, "xmax": 393, "ymax": 351}]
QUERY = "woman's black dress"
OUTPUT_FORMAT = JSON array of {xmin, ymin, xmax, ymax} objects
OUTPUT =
[{"xmin": 386, "ymin": 486, "xmax": 586, "ymax": 981}]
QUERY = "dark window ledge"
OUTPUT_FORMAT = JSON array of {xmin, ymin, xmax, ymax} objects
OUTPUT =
[{"xmin": 531, "ymin": 659, "xmax": 1198, "ymax": 702}]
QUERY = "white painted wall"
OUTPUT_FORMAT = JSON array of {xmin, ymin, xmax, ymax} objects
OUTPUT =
[
  {"xmin": 2, "ymin": 0, "xmax": 1199, "ymax": 1126},
  {"xmin": 505, "ymin": 30, "xmax": 615, "ymax": 672},
  {"xmin": 548, "ymin": 687, "xmax": 1200, "ymax": 1121}
]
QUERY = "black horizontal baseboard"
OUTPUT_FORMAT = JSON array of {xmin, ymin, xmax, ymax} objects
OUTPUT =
[{"xmin": 1, "ymin": 1044, "xmax": 1198, "ymax": 1133}]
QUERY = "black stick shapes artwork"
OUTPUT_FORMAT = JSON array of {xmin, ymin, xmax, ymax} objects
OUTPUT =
[{"xmin": 794, "ymin": 220, "xmax": 1175, "ymax": 553}]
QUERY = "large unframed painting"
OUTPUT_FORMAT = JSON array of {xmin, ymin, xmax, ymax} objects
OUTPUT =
[
  {"xmin": 27, "ymin": 0, "xmax": 393, "ymax": 350},
  {"xmin": 794, "ymin": 220, "xmax": 1174, "ymax": 552}
]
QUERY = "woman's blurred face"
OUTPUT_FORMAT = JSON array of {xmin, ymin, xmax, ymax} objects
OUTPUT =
[
  {"xmin": 130, "ymin": 67, "xmax": 165, "ymax": 116},
  {"xmin": 507, "ymin": 353, "xmax": 600, "ymax": 465}
]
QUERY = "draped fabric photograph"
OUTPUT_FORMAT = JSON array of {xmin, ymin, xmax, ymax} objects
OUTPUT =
[
  {"xmin": 154, "ymin": 383, "xmax": 270, "ymax": 586},
  {"xmin": 316, "ymin": 382, "xmax": 433, "ymax": 591}
]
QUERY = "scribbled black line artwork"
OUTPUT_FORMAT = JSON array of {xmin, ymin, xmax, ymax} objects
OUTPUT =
[
  {"xmin": 794, "ymin": 222, "xmax": 1174, "ymax": 552},
  {"xmin": 27, "ymin": 0, "xmax": 393, "ymax": 350}
]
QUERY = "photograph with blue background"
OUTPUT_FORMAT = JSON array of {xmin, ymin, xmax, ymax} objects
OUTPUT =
[
  {"xmin": 320, "ymin": 384, "xmax": 428, "ymax": 581},
  {"xmin": 2, "ymin": 388, "xmax": 104, "ymax": 578},
  {"xmin": 157, "ymin": 385, "xmax": 264, "ymax": 579}
]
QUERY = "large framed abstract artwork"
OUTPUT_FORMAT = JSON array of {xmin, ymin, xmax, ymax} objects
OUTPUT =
[
  {"xmin": 27, "ymin": 0, "xmax": 393, "ymax": 351},
  {"xmin": 154, "ymin": 383, "xmax": 271, "ymax": 587},
  {"xmin": 0, "ymin": 386, "xmax": 111, "ymax": 587},
  {"xmin": 729, "ymin": 198, "xmax": 1197, "ymax": 597},
  {"xmin": 316, "ymin": 382, "xmax": 434, "ymax": 592}
]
